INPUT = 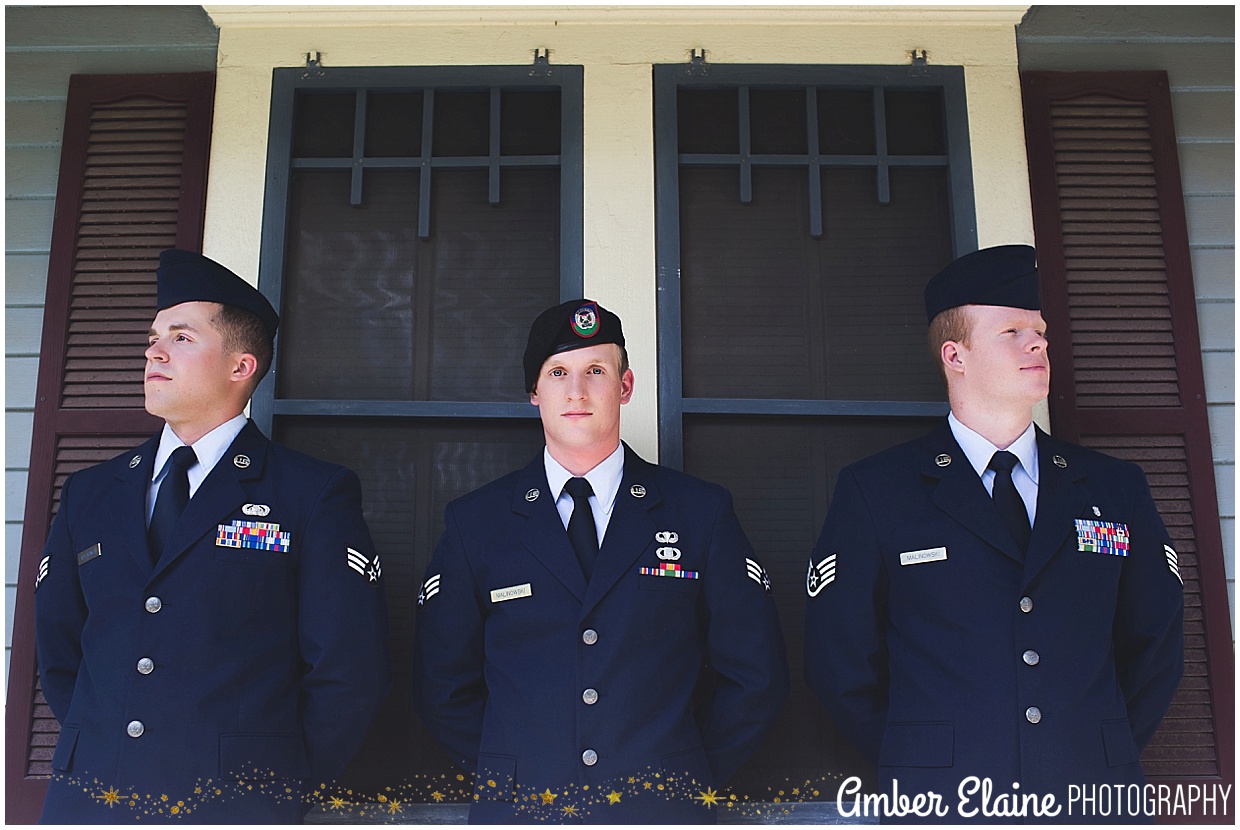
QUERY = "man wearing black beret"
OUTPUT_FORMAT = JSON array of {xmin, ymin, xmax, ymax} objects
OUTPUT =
[
  {"xmin": 413, "ymin": 299, "xmax": 789, "ymax": 823},
  {"xmin": 804, "ymin": 245, "xmax": 1184, "ymax": 822},
  {"xmin": 35, "ymin": 250, "xmax": 391, "ymax": 822}
]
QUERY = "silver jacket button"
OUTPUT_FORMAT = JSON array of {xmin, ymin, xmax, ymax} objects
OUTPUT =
[
  {"xmin": 582, "ymin": 749, "xmax": 598, "ymax": 766},
  {"xmin": 136, "ymin": 657, "xmax": 155, "ymax": 675},
  {"xmin": 1025, "ymin": 706, "xmax": 1042, "ymax": 724},
  {"xmin": 1022, "ymin": 650, "xmax": 1040, "ymax": 666},
  {"xmin": 582, "ymin": 629, "xmax": 598, "ymax": 645},
  {"xmin": 1019, "ymin": 596, "xmax": 1033, "ymax": 613},
  {"xmin": 145, "ymin": 596, "xmax": 162, "ymax": 613},
  {"xmin": 582, "ymin": 688, "xmax": 599, "ymax": 705},
  {"xmin": 127, "ymin": 720, "xmax": 145, "ymax": 738}
]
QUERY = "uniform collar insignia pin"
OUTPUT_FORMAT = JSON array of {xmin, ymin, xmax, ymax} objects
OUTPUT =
[
  {"xmin": 630, "ymin": 484, "xmax": 646, "ymax": 498},
  {"xmin": 1053, "ymin": 454, "xmax": 1067, "ymax": 468},
  {"xmin": 233, "ymin": 454, "xmax": 251, "ymax": 469},
  {"xmin": 935, "ymin": 453, "xmax": 951, "ymax": 467},
  {"xmin": 525, "ymin": 488, "xmax": 539, "ymax": 502},
  {"xmin": 129, "ymin": 455, "xmax": 142, "ymax": 469}
]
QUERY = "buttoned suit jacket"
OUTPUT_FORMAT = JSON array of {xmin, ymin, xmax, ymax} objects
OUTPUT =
[
  {"xmin": 35, "ymin": 421, "xmax": 391, "ymax": 824},
  {"xmin": 413, "ymin": 445, "xmax": 789, "ymax": 824},
  {"xmin": 804, "ymin": 421, "xmax": 1183, "ymax": 824}
]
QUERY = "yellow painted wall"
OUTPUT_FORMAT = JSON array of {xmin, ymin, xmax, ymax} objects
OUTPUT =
[{"xmin": 202, "ymin": 5, "xmax": 1035, "ymax": 456}]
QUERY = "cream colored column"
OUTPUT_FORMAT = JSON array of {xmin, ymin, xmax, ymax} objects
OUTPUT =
[{"xmin": 582, "ymin": 64, "xmax": 659, "ymax": 461}]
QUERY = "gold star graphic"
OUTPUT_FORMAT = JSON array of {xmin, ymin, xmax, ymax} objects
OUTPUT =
[
  {"xmin": 431, "ymin": 791, "xmax": 445, "ymax": 802},
  {"xmin": 607, "ymin": 790, "xmax": 622, "ymax": 804},
  {"xmin": 792, "ymin": 787, "xmax": 800, "ymax": 795},
  {"xmin": 97, "ymin": 786, "xmax": 122, "ymax": 807},
  {"xmin": 627, "ymin": 776, "xmax": 636, "ymax": 783},
  {"xmin": 696, "ymin": 788, "xmax": 720, "ymax": 809},
  {"xmin": 387, "ymin": 799, "xmax": 403, "ymax": 814},
  {"xmin": 562, "ymin": 804, "xmax": 579, "ymax": 817},
  {"xmin": 643, "ymin": 782, "xmax": 652, "ymax": 790},
  {"xmin": 539, "ymin": 789, "xmax": 558, "ymax": 805},
  {"xmin": 329, "ymin": 796, "xmax": 347, "ymax": 810}
]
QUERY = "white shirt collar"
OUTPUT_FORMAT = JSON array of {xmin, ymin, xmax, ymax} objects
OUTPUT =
[
  {"xmin": 543, "ymin": 443, "xmax": 625, "ymax": 513},
  {"xmin": 947, "ymin": 412, "xmax": 1039, "ymax": 484},
  {"xmin": 152, "ymin": 414, "xmax": 249, "ymax": 483}
]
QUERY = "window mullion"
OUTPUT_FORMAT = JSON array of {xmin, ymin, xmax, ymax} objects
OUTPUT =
[
  {"xmin": 350, "ymin": 89, "xmax": 367, "ymax": 206},
  {"xmin": 873, "ymin": 85, "xmax": 891, "ymax": 205}
]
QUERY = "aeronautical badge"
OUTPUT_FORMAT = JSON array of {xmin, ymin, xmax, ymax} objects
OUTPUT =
[
  {"xmin": 418, "ymin": 573, "xmax": 441, "ymax": 605},
  {"xmin": 656, "ymin": 547, "xmax": 681, "ymax": 561},
  {"xmin": 1164, "ymin": 544, "xmax": 1182, "ymax": 585},
  {"xmin": 655, "ymin": 530, "xmax": 678, "ymax": 544},
  {"xmin": 216, "ymin": 520, "xmax": 290, "ymax": 553},
  {"xmin": 1075, "ymin": 519, "xmax": 1129, "ymax": 556},
  {"xmin": 35, "ymin": 555, "xmax": 49, "ymax": 590},
  {"xmin": 347, "ymin": 547, "xmax": 382, "ymax": 582},
  {"xmin": 242, "ymin": 503, "xmax": 271, "ymax": 517},
  {"xmin": 806, "ymin": 553, "xmax": 836, "ymax": 597},
  {"xmin": 571, "ymin": 302, "xmax": 600, "ymax": 338},
  {"xmin": 745, "ymin": 557, "xmax": 772, "ymax": 593}
]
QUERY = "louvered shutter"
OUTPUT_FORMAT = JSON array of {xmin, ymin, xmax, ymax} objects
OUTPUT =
[
  {"xmin": 4, "ymin": 73, "xmax": 215, "ymax": 823},
  {"xmin": 1022, "ymin": 71, "xmax": 1234, "ymax": 810}
]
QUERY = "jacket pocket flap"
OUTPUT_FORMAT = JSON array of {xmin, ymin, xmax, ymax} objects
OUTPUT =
[
  {"xmin": 878, "ymin": 721, "xmax": 954, "ymax": 768},
  {"xmin": 1101, "ymin": 718, "xmax": 1140, "ymax": 767},
  {"xmin": 219, "ymin": 732, "xmax": 310, "ymax": 779}
]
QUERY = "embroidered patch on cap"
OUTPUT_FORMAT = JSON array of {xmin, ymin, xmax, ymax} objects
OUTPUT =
[
  {"xmin": 640, "ymin": 563, "xmax": 699, "ymax": 580},
  {"xmin": 571, "ymin": 302, "xmax": 600, "ymax": 338},
  {"xmin": 1075, "ymin": 519, "xmax": 1129, "ymax": 556},
  {"xmin": 216, "ymin": 520, "xmax": 290, "ymax": 553}
]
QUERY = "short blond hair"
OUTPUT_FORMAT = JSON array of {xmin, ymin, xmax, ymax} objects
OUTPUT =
[{"xmin": 927, "ymin": 306, "xmax": 972, "ymax": 384}]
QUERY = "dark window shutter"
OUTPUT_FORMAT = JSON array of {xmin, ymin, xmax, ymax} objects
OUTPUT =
[
  {"xmin": 4, "ymin": 73, "xmax": 214, "ymax": 823},
  {"xmin": 1023, "ymin": 71, "xmax": 1234, "ymax": 810}
]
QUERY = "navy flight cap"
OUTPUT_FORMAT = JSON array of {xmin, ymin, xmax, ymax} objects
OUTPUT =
[
  {"xmin": 924, "ymin": 244, "xmax": 1040, "ymax": 323},
  {"xmin": 156, "ymin": 249, "xmax": 280, "ymax": 338},
  {"xmin": 524, "ymin": 299, "xmax": 625, "ymax": 392}
]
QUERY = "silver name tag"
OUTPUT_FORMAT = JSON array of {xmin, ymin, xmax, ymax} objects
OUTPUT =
[
  {"xmin": 490, "ymin": 583, "xmax": 533, "ymax": 603},
  {"xmin": 899, "ymin": 546, "xmax": 947, "ymax": 566}
]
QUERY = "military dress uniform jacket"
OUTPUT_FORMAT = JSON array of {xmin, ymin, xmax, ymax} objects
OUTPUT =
[
  {"xmin": 35, "ymin": 421, "xmax": 391, "ymax": 824},
  {"xmin": 413, "ymin": 445, "xmax": 789, "ymax": 824},
  {"xmin": 804, "ymin": 422, "xmax": 1183, "ymax": 824}
]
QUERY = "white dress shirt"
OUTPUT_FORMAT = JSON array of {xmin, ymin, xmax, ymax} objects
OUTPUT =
[
  {"xmin": 146, "ymin": 414, "xmax": 248, "ymax": 524},
  {"xmin": 544, "ymin": 443, "xmax": 625, "ymax": 548},
  {"xmin": 948, "ymin": 412, "xmax": 1039, "ymax": 526}
]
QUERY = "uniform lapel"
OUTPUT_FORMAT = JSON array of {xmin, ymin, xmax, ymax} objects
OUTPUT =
[
  {"xmin": 116, "ymin": 434, "xmax": 161, "ymax": 576},
  {"xmin": 581, "ymin": 445, "xmax": 659, "ymax": 616},
  {"xmin": 152, "ymin": 421, "xmax": 266, "ymax": 578},
  {"xmin": 1021, "ymin": 429, "xmax": 1090, "ymax": 589},
  {"xmin": 926, "ymin": 424, "xmax": 1025, "ymax": 565},
  {"xmin": 513, "ymin": 456, "xmax": 587, "ymax": 601}
]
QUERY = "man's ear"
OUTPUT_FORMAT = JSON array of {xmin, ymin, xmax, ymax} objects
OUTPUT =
[
  {"xmin": 619, "ymin": 368, "xmax": 635, "ymax": 405},
  {"xmin": 231, "ymin": 353, "xmax": 259, "ymax": 384},
  {"xmin": 940, "ymin": 340, "xmax": 966, "ymax": 377}
]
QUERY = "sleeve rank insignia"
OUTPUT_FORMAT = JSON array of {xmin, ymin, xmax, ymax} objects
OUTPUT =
[
  {"xmin": 806, "ymin": 553, "xmax": 836, "ymax": 597},
  {"xmin": 347, "ymin": 547, "xmax": 382, "ymax": 582},
  {"xmin": 418, "ymin": 573, "xmax": 441, "ymax": 605},
  {"xmin": 35, "ymin": 555, "xmax": 49, "ymax": 590},
  {"xmin": 1164, "ymin": 544, "xmax": 1182, "ymax": 584},
  {"xmin": 745, "ymin": 557, "xmax": 772, "ymax": 593}
]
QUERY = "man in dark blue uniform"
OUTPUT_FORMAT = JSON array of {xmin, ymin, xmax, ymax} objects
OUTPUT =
[
  {"xmin": 804, "ymin": 246, "xmax": 1184, "ymax": 823},
  {"xmin": 413, "ymin": 299, "xmax": 788, "ymax": 823},
  {"xmin": 35, "ymin": 250, "xmax": 391, "ymax": 823}
]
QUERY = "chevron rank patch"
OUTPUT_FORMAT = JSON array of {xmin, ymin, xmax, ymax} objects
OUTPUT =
[
  {"xmin": 745, "ymin": 557, "xmax": 772, "ymax": 593},
  {"xmin": 1164, "ymin": 544, "xmax": 1182, "ymax": 584},
  {"xmin": 806, "ymin": 553, "xmax": 836, "ymax": 598},
  {"xmin": 640, "ymin": 562, "xmax": 700, "ymax": 580},
  {"xmin": 347, "ymin": 547, "xmax": 382, "ymax": 582},
  {"xmin": 216, "ymin": 520, "xmax": 290, "ymax": 553},
  {"xmin": 35, "ymin": 555, "xmax": 49, "ymax": 590},
  {"xmin": 418, "ymin": 573, "xmax": 441, "ymax": 606},
  {"xmin": 1075, "ymin": 519, "xmax": 1129, "ymax": 556}
]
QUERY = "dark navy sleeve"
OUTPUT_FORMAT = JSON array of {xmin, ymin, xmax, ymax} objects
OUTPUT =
[
  {"xmin": 1112, "ymin": 461, "xmax": 1184, "ymax": 750},
  {"xmin": 803, "ymin": 465, "xmax": 889, "ymax": 765},
  {"xmin": 412, "ymin": 501, "xmax": 488, "ymax": 773},
  {"xmin": 296, "ymin": 466, "xmax": 392, "ymax": 786},
  {"xmin": 34, "ymin": 471, "xmax": 88, "ymax": 725},
  {"xmin": 697, "ymin": 489, "xmax": 790, "ymax": 784}
]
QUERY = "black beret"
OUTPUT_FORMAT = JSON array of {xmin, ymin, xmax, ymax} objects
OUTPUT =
[
  {"xmin": 924, "ymin": 244, "xmax": 1040, "ymax": 323},
  {"xmin": 156, "ymin": 249, "xmax": 279, "ymax": 338},
  {"xmin": 524, "ymin": 299, "xmax": 625, "ymax": 392}
]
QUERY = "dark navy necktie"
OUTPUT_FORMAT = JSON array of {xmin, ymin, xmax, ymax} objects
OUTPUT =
[
  {"xmin": 988, "ymin": 450, "xmax": 1030, "ymax": 555},
  {"xmin": 564, "ymin": 477, "xmax": 598, "ymax": 580},
  {"xmin": 148, "ymin": 445, "xmax": 197, "ymax": 564}
]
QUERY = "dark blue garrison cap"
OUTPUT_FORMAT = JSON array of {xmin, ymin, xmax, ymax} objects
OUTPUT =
[
  {"xmin": 524, "ymin": 299, "xmax": 625, "ymax": 392},
  {"xmin": 156, "ymin": 249, "xmax": 279, "ymax": 338},
  {"xmin": 924, "ymin": 244, "xmax": 1040, "ymax": 323}
]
